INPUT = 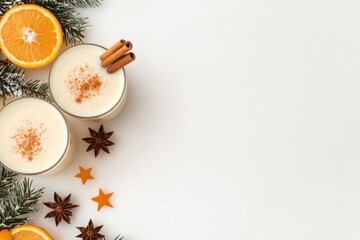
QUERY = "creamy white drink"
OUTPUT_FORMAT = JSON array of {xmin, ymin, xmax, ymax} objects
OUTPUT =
[
  {"xmin": 49, "ymin": 44, "xmax": 127, "ymax": 121},
  {"xmin": 0, "ymin": 98, "xmax": 74, "ymax": 175}
]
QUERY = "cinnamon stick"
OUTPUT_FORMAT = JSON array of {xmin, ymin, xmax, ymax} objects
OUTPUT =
[
  {"xmin": 107, "ymin": 52, "xmax": 136, "ymax": 73},
  {"xmin": 101, "ymin": 41, "xmax": 132, "ymax": 67},
  {"xmin": 100, "ymin": 39, "xmax": 126, "ymax": 60}
]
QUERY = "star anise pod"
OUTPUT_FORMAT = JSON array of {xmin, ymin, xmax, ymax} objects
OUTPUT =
[
  {"xmin": 82, "ymin": 124, "xmax": 114, "ymax": 157},
  {"xmin": 44, "ymin": 192, "xmax": 79, "ymax": 226},
  {"xmin": 76, "ymin": 219, "xmax": 105, "ymax": 240}
]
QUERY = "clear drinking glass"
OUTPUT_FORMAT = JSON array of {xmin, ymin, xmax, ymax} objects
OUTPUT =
[
  {"xmin": 0, "ymin": 97, "xmax": 75, "ymax": 175},
  {"xmin": 49, "ymin": 43, "xmax": 128, "ymax": 122}
]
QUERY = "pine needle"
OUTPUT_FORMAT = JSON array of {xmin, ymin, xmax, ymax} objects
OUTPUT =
[
  {"xmin": 0, "ymin": 166, "xmax": 44, "ymax": 230},
  {"xmin": 21, "ymin": 79, "xmax": 53, "ymax": 102},
  {"xmin": 0, "ymin": 61, "xmax": 52, "ymax": 104},
  {"xmin": 63, "ymin": 0, "xmax": 103, "ymax": 8}
]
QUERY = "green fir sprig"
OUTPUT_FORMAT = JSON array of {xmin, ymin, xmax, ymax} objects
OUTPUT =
[
  {"xmin": 0, "ymin": 166, "xmax": 17, "ymax": 197},
  {"xmin": 0, "ymin": 60, "xmax": 52, "ymax": 104},
  {"xmin": 21, "ymin": 79, "xmax": 53, "ymax": 102},
  {"xmin": 62, "ymin": 0, "xmax": 102, "ymax": 8},
  {"xmin": 0, "ymin": 166, "xmax": 44, "ymax": 230}
]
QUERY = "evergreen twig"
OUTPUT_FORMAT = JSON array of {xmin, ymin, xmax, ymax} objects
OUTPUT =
[
  {"xmin": 0, "ymin": 61, "xmax": 52, "ymax": 104},
  {"xmin": 62, "ymin": 0, "xmax": 102, "ymax": 8},
  {"xmin": 21, "ymin": 79, "xmax": 53, "ymax": 102},
  {"xmin": 0, "ymin": 166, "xmax": 44, "ymax": 230},
  {"xmin": 0, "ymin": 166, "xmax": 17, "ymax": 198},
  {"xmin": 0, "ymin": 60, "xmax": 23, "ymax": 104}
]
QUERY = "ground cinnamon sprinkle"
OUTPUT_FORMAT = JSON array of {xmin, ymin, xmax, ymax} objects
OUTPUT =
[
  {"xmin": 66, "ymin": 63, "xmax": 104, "ymax": 103},
  {"xmin": 12, "ymin": 123, "xmax": 45, "ymax": 161}
]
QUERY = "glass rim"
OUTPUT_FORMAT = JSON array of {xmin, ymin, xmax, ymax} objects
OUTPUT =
[
  {"xmin": 48, "ymin": 43, "xmax": 127, "ymax": 120},
  {"xmin": 0, "ymin": 97, "xmax": 71, "ymax": 176}
]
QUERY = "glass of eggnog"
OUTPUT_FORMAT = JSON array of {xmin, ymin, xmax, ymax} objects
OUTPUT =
[
  {"xmin": 0, "ymin": 97, "xmax": 74, "ymax": 175},
  {"xmin": 49, "ymin": 43, "xmax": 127, "ymax": 122}
]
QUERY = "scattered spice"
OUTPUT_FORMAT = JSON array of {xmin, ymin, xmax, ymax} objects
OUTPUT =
[
  {"xmin": 66, "ymin": 63, "xmax": 104, "ymax": 104},
  {"xmin": 43, "ymin": 192, "xmax": 79, "ymax": 226},
  {"xmin": 11, "ymin": 122, "xmax": 45, "ymax": 161},
  {"xmin": 76, "ymin": 219, "xmax": 105, "ymax": 240},
  {"xmin": 82, "ymin": 125, "xmax": 114, "ymax": 157}
]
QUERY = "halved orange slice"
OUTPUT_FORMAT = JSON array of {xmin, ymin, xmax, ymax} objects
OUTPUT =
[
  {"xmin": 10, "ymin": 224, "xmax": 54, "ymax": 240},
  {"xmin": 0, "ymin": 4, "xmax": 63, "ymax": 68},
  {"xmin": 0, "ymin": 229, "xmax": 12, "ymax": 240}
]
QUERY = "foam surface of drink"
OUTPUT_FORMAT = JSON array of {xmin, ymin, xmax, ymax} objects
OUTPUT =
[
  {"xmin": 0, "ymin": 98, "xmax": 68, "ymax": 174},
  {"xmin": 50, "ymin": 44, "xmax": 126, "ymax": 118}
]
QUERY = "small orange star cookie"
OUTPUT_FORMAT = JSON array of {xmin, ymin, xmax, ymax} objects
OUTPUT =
[
  {"xmin": 75, "ymin": 166, "xmax": 94, "ymax": 185},
  {"xmin": 91, "ymin": 188, "xmax": 113, "ymax": 211}
]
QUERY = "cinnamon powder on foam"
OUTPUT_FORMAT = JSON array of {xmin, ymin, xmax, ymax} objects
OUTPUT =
[
  {"xmin": 11, "ymin": 122, "xmax": 45, "ymax": 161},
  {"xmin": 66, "ymin": 63, "xmax": 104, "ymax": 103}
]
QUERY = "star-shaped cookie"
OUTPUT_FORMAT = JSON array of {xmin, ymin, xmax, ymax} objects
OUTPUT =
[
  {"xmin": 75, "ymin": 166, "xmax": 94, "ymax": 185},
  {"xmin": 91, "ymin": 188, "xmax": 113, "ymax": 211}
]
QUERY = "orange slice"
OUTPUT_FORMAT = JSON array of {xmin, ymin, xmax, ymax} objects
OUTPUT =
[
  {"xmin": 10, "ymin": 224, "xmax": 53, "ymax": 240},
  {"xmin": 0, "ymin": 229, "xmax": 12, "ymax": 240},
  {"xmin": 0, "ymin": 4, "xmax": 63, "ymax": 68}
]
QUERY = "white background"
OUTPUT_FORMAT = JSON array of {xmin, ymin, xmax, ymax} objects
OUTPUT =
[{"xmin": 27, "ymin": 0, "xmax": 360, "ymax": 239}]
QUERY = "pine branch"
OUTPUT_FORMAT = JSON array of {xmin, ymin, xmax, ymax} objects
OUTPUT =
[
  {"xmin": 0, "ymin": 0, "xmax": 102, "ymax": 12},
  {"xmin": 0, "ymin": 166, "xmax": 17, "ymax": 198},
  {"xmin": 21, "ymin": 79, "xmax": 53, "ymax": 102},
  {"xmin": 0, "ymin": 166, "xmax": 44, "ymax": 230},
  {"xmin": 0, "ymin": 61, "xmax": 52, "ymax": 104},
  {"xmin": 62, "ymin": 0, "xmax": 103, "ymax": 8},
  {"xmin": 0, "ymin": 60, "xmax": 24, "ymax": 104},
  {"xmin": 0, "ymin": 0, "xmax": 20, "ymax": 14}
]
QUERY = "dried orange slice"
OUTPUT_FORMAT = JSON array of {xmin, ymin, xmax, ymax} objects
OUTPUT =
[
  {"xmin": 10, "ymin": 224, "xmax": 53, "ymax": 240},
  {"xmin": 0, "ymin": 4, "xmax": 63, "ymax": 68},
  {"xmin": 0, "ymin": 229, "xmax": 12, "ymax": 240}
]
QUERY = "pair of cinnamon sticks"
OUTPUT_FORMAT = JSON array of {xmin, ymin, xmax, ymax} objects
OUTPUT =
[{"xmin": 100, "ymin": 39, "xmax": 136, "ymax": 73}]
